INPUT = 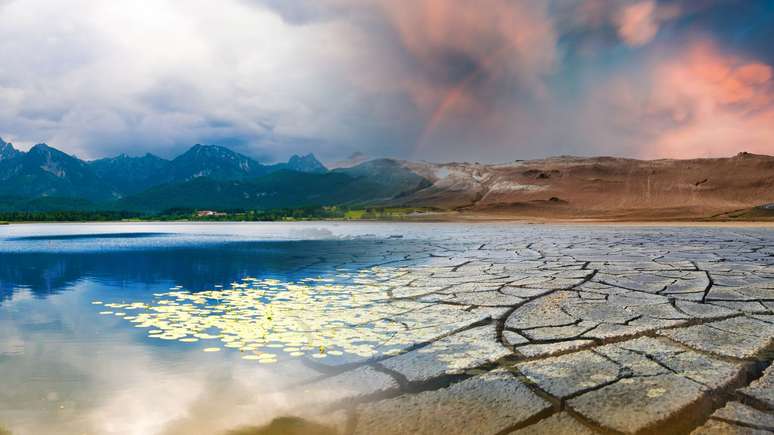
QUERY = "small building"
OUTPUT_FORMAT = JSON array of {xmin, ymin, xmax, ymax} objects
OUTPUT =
[{"xmin": 196, "ymin": 210, "xmax": 226, "ymax": 217}]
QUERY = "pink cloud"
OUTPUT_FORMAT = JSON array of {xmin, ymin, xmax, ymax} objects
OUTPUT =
[
  {"xmin": 614, "ymin": 1, "xmax": 681, "ymax": 46},
  {"xmin": 616, "ymin": 1, "xmax": 660, "ymax": 46},
  {"xmin": 263, "ymin": 1, "xmax": 774, "ymax": 161},
  {"xmin": 372, "ymin": 0, "xmax": 558, "ymax": 145},
  {"xmin": 640, "ymin": 41, "xmax": 774, "ymax": 157},
  {"xmin": 377, "ymin": 0, "xmax": 557, "ymax": 82},
  {"xmin": 377, "ymin": 0, "xmax": 557, "ymax": 106}
]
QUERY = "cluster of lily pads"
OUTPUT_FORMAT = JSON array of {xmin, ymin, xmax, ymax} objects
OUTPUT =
[{"xmin": 94, "ymin": 268, "xmax": 415, "ymax": 364}]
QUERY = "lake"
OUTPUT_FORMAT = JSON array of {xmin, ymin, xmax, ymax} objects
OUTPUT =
[{"xmin": 1, "ymin": 223, "xmax": 773, "ymax": 435}]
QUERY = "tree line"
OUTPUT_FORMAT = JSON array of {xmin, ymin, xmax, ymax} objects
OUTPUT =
[{"xmin": 0, "ymin": 206, "xmax": 438, "ymax": 222}]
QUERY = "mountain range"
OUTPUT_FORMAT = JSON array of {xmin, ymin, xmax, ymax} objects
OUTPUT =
[
  {"xmin": 1, "ymin": 137, "xmax": 774, "ymax": 220},
  {"xmin": 0, "ymin": 139, "xmax": 428, "ymax": 212},
  {"xmin": 0, "ymin": 140, "xmax": 329, "ymax": 201}
]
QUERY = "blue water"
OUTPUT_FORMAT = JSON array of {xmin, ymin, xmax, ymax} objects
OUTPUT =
[{"xmin": 0, "ymin": 222, "xmax": 470, "ymax": 435}]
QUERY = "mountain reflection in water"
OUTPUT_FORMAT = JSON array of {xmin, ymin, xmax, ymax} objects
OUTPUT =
[{"xmin": 0, "ymin": 226, "xmax": 429, "ymax": 435}]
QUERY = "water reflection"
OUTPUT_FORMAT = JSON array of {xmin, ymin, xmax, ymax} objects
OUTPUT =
[
  {"xmin": 0, "ymin": 237, "xmax": 416, "ymax": 435},
  {"xmin": 9, "ymin": 232, "xmax": 173, "ymax": 241},
  {"xmin": 0, "ymin": 240, "xmax": 411, "ymax": 303}
]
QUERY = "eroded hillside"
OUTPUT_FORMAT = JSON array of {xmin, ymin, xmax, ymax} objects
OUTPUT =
[{"xmin": 390, "ymin": 152, "xmax": 774, "ymax": 219}]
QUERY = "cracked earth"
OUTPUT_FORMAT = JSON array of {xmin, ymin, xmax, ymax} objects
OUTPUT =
[
  {"xmin": 249, "ymin": 228, "xmax": 773, "ymax": 435},
  {"xmin": 91, "ymin": 226, "xmax": 774, "ymax": 434}
]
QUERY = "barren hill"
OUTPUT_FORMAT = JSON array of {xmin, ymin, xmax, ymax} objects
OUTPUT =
[{"xmin": 388, "ymin": 152, "xmax": 774, "ymax": 220}]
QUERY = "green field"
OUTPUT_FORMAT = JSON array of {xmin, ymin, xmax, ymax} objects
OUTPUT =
[{"xmin": 0, "ymin": 206, "xmax": 441, "ymax": 223}]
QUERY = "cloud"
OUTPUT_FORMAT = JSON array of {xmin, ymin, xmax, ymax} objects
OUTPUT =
[
  {"xmin": 646, "ymin": 41, "xmax": 774, "ymax": 157},
  {"xmin": 0, "ymin": 0, "xmax": 566, "ymax": 162},
  {"xmin": 0, "ymin": 0, "xmax": 772, "ymax": 162},
  {"xmin": 555, "ymin": 0, "xmax": 685, "ymax": 49},
  {"xmin": 0, "ymin": 0, "xmax": 402, "ymax": 160},
  {"xmin": 368, "ymin": 0, "xmax": 559, "ymax": 159},
  {"xmin": 614, "ymin": 1, "xmax": 681, "ymax": 46},
  {"xmin": 581, "ymin": 39, "xmax": 774, "ymax": 158}
]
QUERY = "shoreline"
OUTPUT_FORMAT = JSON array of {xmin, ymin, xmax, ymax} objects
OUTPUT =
[{"xmin": 2, "ymin": 218, "xmax": 774, "ymax": 228}]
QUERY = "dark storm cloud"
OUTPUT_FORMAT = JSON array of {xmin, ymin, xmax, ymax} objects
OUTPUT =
[{"xmin": 0, "ymin": 0, "xmax": 772, "ymax": 162}]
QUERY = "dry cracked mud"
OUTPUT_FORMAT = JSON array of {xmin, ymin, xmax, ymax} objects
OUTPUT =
[
  {"xmin": 108, "ymin": 227, "xmax": 774, "ymax": 434},
  {"xmin": 286, "ymin": 228, "xmax": 774, "ymax": 435}
]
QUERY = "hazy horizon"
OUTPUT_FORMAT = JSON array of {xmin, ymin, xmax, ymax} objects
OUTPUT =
[
  {"xmin": 1, "ymin": 1, "xmax": 773, "ymax": 163},
  {"xmin": 0, "ymin": 136, "xmax": 768, "ymax": 166}
]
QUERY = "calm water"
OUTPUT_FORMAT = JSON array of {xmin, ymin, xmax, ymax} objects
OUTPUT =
[
  {"xmin": 1, "ymin": 222, "xmax": 771, "ymax": 435},
  {"xmin": 0, "ymin": 222, "xmax": 476, "ymax": 435}
]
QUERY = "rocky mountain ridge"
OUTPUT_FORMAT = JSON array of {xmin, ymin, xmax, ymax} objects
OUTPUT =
[
  {"xmin": 0, "ymin": 139, "xmax": 328, "ymax": 200},
  {"xmin": 1, "ymin": 137, "xmax": 773, "ymax": 219}
]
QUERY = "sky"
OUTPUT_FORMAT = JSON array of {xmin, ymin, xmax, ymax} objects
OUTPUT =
[{"xmin": 0, "ymin": 0, "xmax": 773, "ymax": 163}]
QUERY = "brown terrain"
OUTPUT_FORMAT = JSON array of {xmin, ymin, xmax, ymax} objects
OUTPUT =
[{"xmin": 386, "ymin": 152, "xmax": 774, "ymax": 221}]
